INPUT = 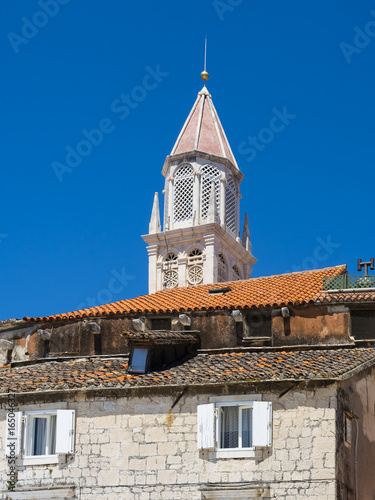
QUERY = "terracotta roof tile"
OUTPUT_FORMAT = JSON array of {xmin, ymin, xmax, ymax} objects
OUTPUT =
[
  {"xmin": 126, "ymin": 330, "xmax": 199, "ymax": 344},
  {"xmin": 316, "ymin": 290, "xmax": 375, "ymax": 303},
  {"xmin": 0, "ymin": 346, "xmax": 374, "ymax": 394},
  {"xmin": 24, "ymin": 265, "xmax": 346, "ymax": 322}
]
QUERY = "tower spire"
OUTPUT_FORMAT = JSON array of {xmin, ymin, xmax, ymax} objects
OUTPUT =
[
  {"xmin": 242, "ymin": 213, "xmax": 252, "ymax": 253},
  {"xmin": 149, "ymin": 192, "xmax": 161, "ymax": 234},
  {"xmin": 143, "ymin": 66, "xmax": 257, "ymax": 294},
  {"xmin": 201, "ymin": 37, "xmax": 209, "ymax": 84}
]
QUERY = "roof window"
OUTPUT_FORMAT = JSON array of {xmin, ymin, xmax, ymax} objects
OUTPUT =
[{"xmin": 129, "ymin": 348, "xmax": 149, "ymax": 374}]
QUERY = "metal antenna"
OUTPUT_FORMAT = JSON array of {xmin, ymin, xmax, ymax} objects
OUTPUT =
[
  {"xmin": 201, "ymin": 37, "xmax": 209, "ymax": 83},
  {"xmin": 357, "ymin": 258, "xmax": 375, "ymax": 276},
  {"xmin": 204, "ymin": 36, "xmax": 207, "ymax": 72}
]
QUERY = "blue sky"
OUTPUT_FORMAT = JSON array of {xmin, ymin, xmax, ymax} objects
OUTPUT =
[{"xmin": 1, "ymin": 0, "xmax": 375, "ymax": 320}]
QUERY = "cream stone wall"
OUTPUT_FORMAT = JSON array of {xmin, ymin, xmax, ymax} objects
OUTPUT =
[{"xmin": 0, "ymin": 385, "xmax": 337, "ymax": 500}]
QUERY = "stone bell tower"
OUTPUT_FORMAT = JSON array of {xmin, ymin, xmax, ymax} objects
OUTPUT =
[{"xmin": 142, "ymin": 73, "xmax": 257, "ymax": 294}]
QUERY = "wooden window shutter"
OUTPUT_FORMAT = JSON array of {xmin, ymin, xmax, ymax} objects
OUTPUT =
[
  {"xmin": 252, "ymin": 401, "xmax": 272, "ymax": 447},
  {"xmin": 55, "ymin": 410, "xmax": 75, "ymax": 454},
  {"xmin": 197, "ymin": 403, "xmax": 215, "ymax": 450},
  {"xmin": 5, "ymin": 411, "xmax": 22, "ymax": 457}
]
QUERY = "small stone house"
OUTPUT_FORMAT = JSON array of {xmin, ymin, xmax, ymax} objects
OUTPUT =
[{"xmin": 1, "ymin": 265, "xmax": 375, "ymax": 499}]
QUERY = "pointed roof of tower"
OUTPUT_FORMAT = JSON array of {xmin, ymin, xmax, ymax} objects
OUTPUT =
[{"xmin": 169, "ymin": 86, "xmax": 239, "ymax": 170}]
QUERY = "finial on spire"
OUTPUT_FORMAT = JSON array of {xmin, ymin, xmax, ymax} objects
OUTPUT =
[{"xmin": 201, "ymin": 36, "xmax": 209, "ymax": 83}]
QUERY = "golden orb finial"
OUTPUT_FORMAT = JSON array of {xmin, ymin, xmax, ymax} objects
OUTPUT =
[
  {"xmin": 201, "ymin": 37, "xmax": 209, "ymax": 83},
  {"xmin": 201, "ymin": 70, "xmax": 209, "ymax": 81}
]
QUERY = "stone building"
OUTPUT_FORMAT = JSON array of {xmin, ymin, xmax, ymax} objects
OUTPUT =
[
  {"xmin": 1, "ymin": 80, "xmax": 375, "ymax": 499},
  {"xmin": 1, "ymin": 265, "xmax": 375, "ymax": 499}
]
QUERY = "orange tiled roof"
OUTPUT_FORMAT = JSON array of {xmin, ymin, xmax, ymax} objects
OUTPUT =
[{"xmin": 24, "ymin": 265, "xmax": 346, "ymax": 322}]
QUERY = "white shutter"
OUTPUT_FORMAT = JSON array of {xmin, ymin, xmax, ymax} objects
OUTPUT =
[
  {"xmin": 197, "ymin": 403, "xmax": 215, "ymax": 450},
  {"xmin": 55, "ymin": 410, "xmax": 75, "ymax": 454},
  {"xmin": 252, "ymin": 401, "xmax": 272, "ymax": 447},
  {"xmin": 5, "ymin": 411, "xmax": 22, "ymax": 457}
]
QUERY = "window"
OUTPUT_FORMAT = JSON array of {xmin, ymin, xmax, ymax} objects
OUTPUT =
[
  {"xmin": 25, "ymin": 412, "xmax": 56, "ymax": 456},
  {"xmin": 43, "ymin": 339, "xmax": 50, "ymax": 358},
  {"xmin": 225, "ymin": 175, "xmax": 237, "ymax": 234},
  {"xmin": 163, "ymin": 253, "xmax": 178, "ymax": 289},
  {"xmin": 94, "ymin": 334, "xmax": 102, "ymax": 355},
  {"xmin": 188, "ymin": 248, "xmax": 203, "ymax": 286},
  {"xmin": 344, "ymin": 412, "xmax": 353, "ymax": 445},
  {"xmin": 197, "ymin": 400, "xmax": 272, "ymax": 458},
  {"xmin": 165, "ymin": 252, "xmax": 177, "ymax": 262},
  {"xmin": 245, "ymin": 311, "xmax": 272, "ymax": 338},
  {"xmin": 174, "ymin": 164, "xmax": 194, "ymax": 222},
  {"xmin": 201, "ymin": 165, "xmax": 220, "ymax": 219},
  {"xmin": 151, "ymin": 317, "xmax": 172, "ymax": 330},
  {"xmin": 6, "ymin": 409, "xmax": 75, "ymax": 465},
  {"xmin": 129, "ymin": 348, "xmax": 149, "ymax": 373},
  {"xmin": 219, "ymin": 404, "xmax": 252, "ymax": 448},
  {"xmin": 232, "ymin": 265, "xmax": 241, "ymax": 280},
  {"xmin": 218, "ymin": 253, "xmax": 227, "ymax": 282},
  {"xmin": 351, "ymin": 309, "xmax": 375, "ymax": 339}
]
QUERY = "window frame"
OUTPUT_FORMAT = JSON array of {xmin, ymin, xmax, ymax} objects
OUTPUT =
[
  {"xmin": 24, "ymin": 411, "xmax": 57, "ymax": 458},
  {"xmin": 197, "ymin": 396, "xmax": 272, "ymax": 459},
  {"xmin": 344, "ymin": 412, "xmax": 353, "ymax": 446},
  {"xmin": 217, "ymin": 402, "xmax": 254, "ymax": 451},
  {"xmin": 150, "ymin": 317, "xmax": 172, "ymax": 331},
  {"xmin": 128, "ymin": 347, "xmax": 150, "ymax": 374},
  {"xmin": 6, "ymin": 409, "xmax": 75, "ymax": 466}
]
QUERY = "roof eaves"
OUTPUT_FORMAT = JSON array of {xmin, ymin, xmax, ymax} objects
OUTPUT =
[{"xmin": 0, "ymin": 375, "xmax": 340, "ymax": 401}]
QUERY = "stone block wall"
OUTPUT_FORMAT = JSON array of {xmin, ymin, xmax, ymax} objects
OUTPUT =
[{"xmin": 0, "ymin": 385, "xmax": 338, "ymax": 499}]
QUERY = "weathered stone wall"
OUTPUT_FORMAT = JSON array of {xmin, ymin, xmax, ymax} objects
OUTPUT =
[
  {"xmin": 192, "ymin": 312, "xmax": 237, "ymax": 349},
  {"xmin": 1, "ymin": 305, "xmax": 352, "ymax": 363},
  {"xmin": 273, "ymin": 306, "xmax": 349, "ymax": 346},
  {"xmin": 0, "ymin": 383, "xmax": 338, "ymax": 499},
  {"xmin": 8, "ymin": 318, "xmax": 132, "ymax": 361},
  {"xmin": 336, "ymin": 365, "xmax": 375, "ymax": 500}
]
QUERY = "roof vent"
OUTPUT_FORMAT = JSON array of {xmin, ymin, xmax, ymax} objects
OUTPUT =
[
  {"xmin": 0, "ymin": 339, "xmax": 13, "ymax": 350},
  {"xmin": 37, "ymin": 329, "xmax": 51, "ymax": 340},
  {"xmin": 179, "ymin": 314, "xmax": 191, "ymax": 326},
  {"xmin": 132, "ymin": 318, "xmax": 146, "ymax": 332},
  {"xmin": 87, "ymin": 322, "xmax": 101, "ymax": 334},
  {"xmin": 209, "ymin": 286, "xmax": 231, "ymax": 295},
  {"xmin": 231, "ymin": 310, "xmax": 243, "ymax": 322}
]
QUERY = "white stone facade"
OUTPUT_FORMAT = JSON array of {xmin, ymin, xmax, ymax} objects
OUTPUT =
[
  {"xmin": 0, "ymin": 386, "xmax": 337, "ymax": 499},
  {"xmin": 143, "ymin": 154, "xmax": 257, "ymax": 293}
]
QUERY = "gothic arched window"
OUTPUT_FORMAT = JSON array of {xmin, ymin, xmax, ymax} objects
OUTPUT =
[
  {"xmin": 163, "ymin": 253, "xmax": 178, "ymax": 289},
  {"xmin": 233, "ymin": 265, "xmax": 241, "ymax": 280},
  {"xmin": 218, "ymin": 253, "xmax": 227, "ymax": 282},
  {"xmin": 201, "ymin": 165, "xmax": 220, "ymax": 219},
  {"xmin": 174, "ymin": 164, "xmax": 194, "ymax": 222},
  {"xmin": 187, "ymin": 248, "xmax": 203, "ymax": 286},
  {"xmin": 225, "ymin": 175, "xmax": 237, "ymax": 234}
]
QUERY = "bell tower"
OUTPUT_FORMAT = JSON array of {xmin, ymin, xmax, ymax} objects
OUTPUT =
[{"xmin": 142, "ymin": 72, "xmax": 257, "ymax": 293}]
